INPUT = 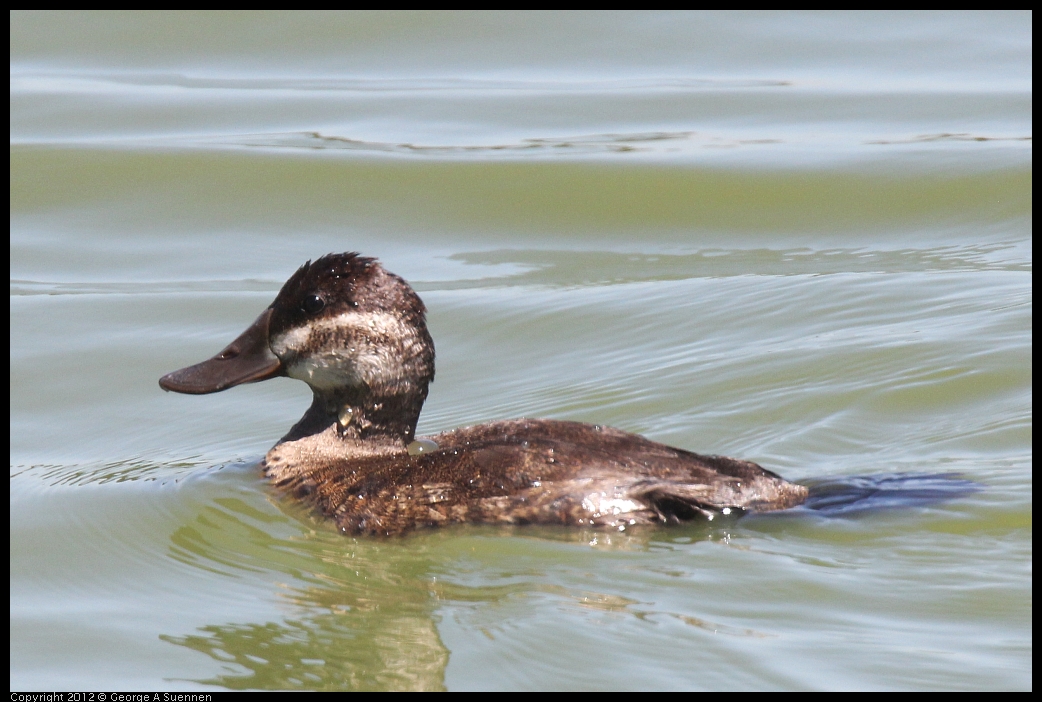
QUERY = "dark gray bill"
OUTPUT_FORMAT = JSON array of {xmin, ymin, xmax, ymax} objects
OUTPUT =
[{"xmin": 159, "ymin": 309, "xmax": 282, "ymax": 394}]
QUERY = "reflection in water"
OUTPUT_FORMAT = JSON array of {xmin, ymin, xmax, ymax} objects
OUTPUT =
[
  {"xmin": 163, "ymin": 614, "xmax": 447, "ymax": 691},
  {"xmin": 158, "ymin": 470, "xmax": 980, "ymax": 689},
  {"xmin": 157, "ymin": 488, "xmax": 731, "ymax": 690},
  {"xmin": 798, "ymin": 473, "xmax": 982, "ymax": 517},
  {"xmin": 160, "ymin": 495, "xmax": 450, "ymax": 690}
]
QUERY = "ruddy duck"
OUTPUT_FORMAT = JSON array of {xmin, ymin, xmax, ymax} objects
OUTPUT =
[{"xmin": 160, "ymin": 253, "xmax": 807, "ymax": 535}]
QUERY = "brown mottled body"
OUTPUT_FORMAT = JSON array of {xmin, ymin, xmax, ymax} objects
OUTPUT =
[
  {"xmin": 265, "ymin": 419, "xmax": 806, "ymax": 536},
  {"xmin": 161, "ymin": 252, "xmax": 808, "ymax": 536}
]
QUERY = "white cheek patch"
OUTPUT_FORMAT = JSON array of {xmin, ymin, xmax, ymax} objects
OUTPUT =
[
  {"xmin": 288, "ymin": 349, "xmax": 364, "ymax": 390},
  {"xmin": 270, "ymin": 311, "xmax": 419, "ymax": 391},
  {"xmin": 269, "ymin": 325, "xmax": 310, "ymax": 358}
]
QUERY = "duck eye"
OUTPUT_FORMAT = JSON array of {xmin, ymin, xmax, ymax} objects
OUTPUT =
[{"xmin": 302, "ymin": 294, "xmax": 325, "ymax": 314}]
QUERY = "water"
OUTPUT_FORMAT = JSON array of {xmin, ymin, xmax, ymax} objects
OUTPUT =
[{"xmin": 10, "ymin": 11, "xmax": 1031, "ymax": 690}]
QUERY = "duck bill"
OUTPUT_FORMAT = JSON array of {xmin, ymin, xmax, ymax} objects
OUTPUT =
[{"xmin": 159, "ymin": 309, "xmax": 283, "ymax": 394}]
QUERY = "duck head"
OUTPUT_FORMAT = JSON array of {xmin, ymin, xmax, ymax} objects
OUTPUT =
[{"xmin": 160, "ymin": 253, "xmax": 435, "ymax": 447}]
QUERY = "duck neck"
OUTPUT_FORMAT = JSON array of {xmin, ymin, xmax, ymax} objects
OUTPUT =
[{"xmin": 280, "ymin": 385, "xmax": 426, "ymax": 449}]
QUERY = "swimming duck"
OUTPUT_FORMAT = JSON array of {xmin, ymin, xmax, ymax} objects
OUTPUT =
[{"xmin": 160, "ymin": 253, "xmax": 807, "ymax": 535}]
